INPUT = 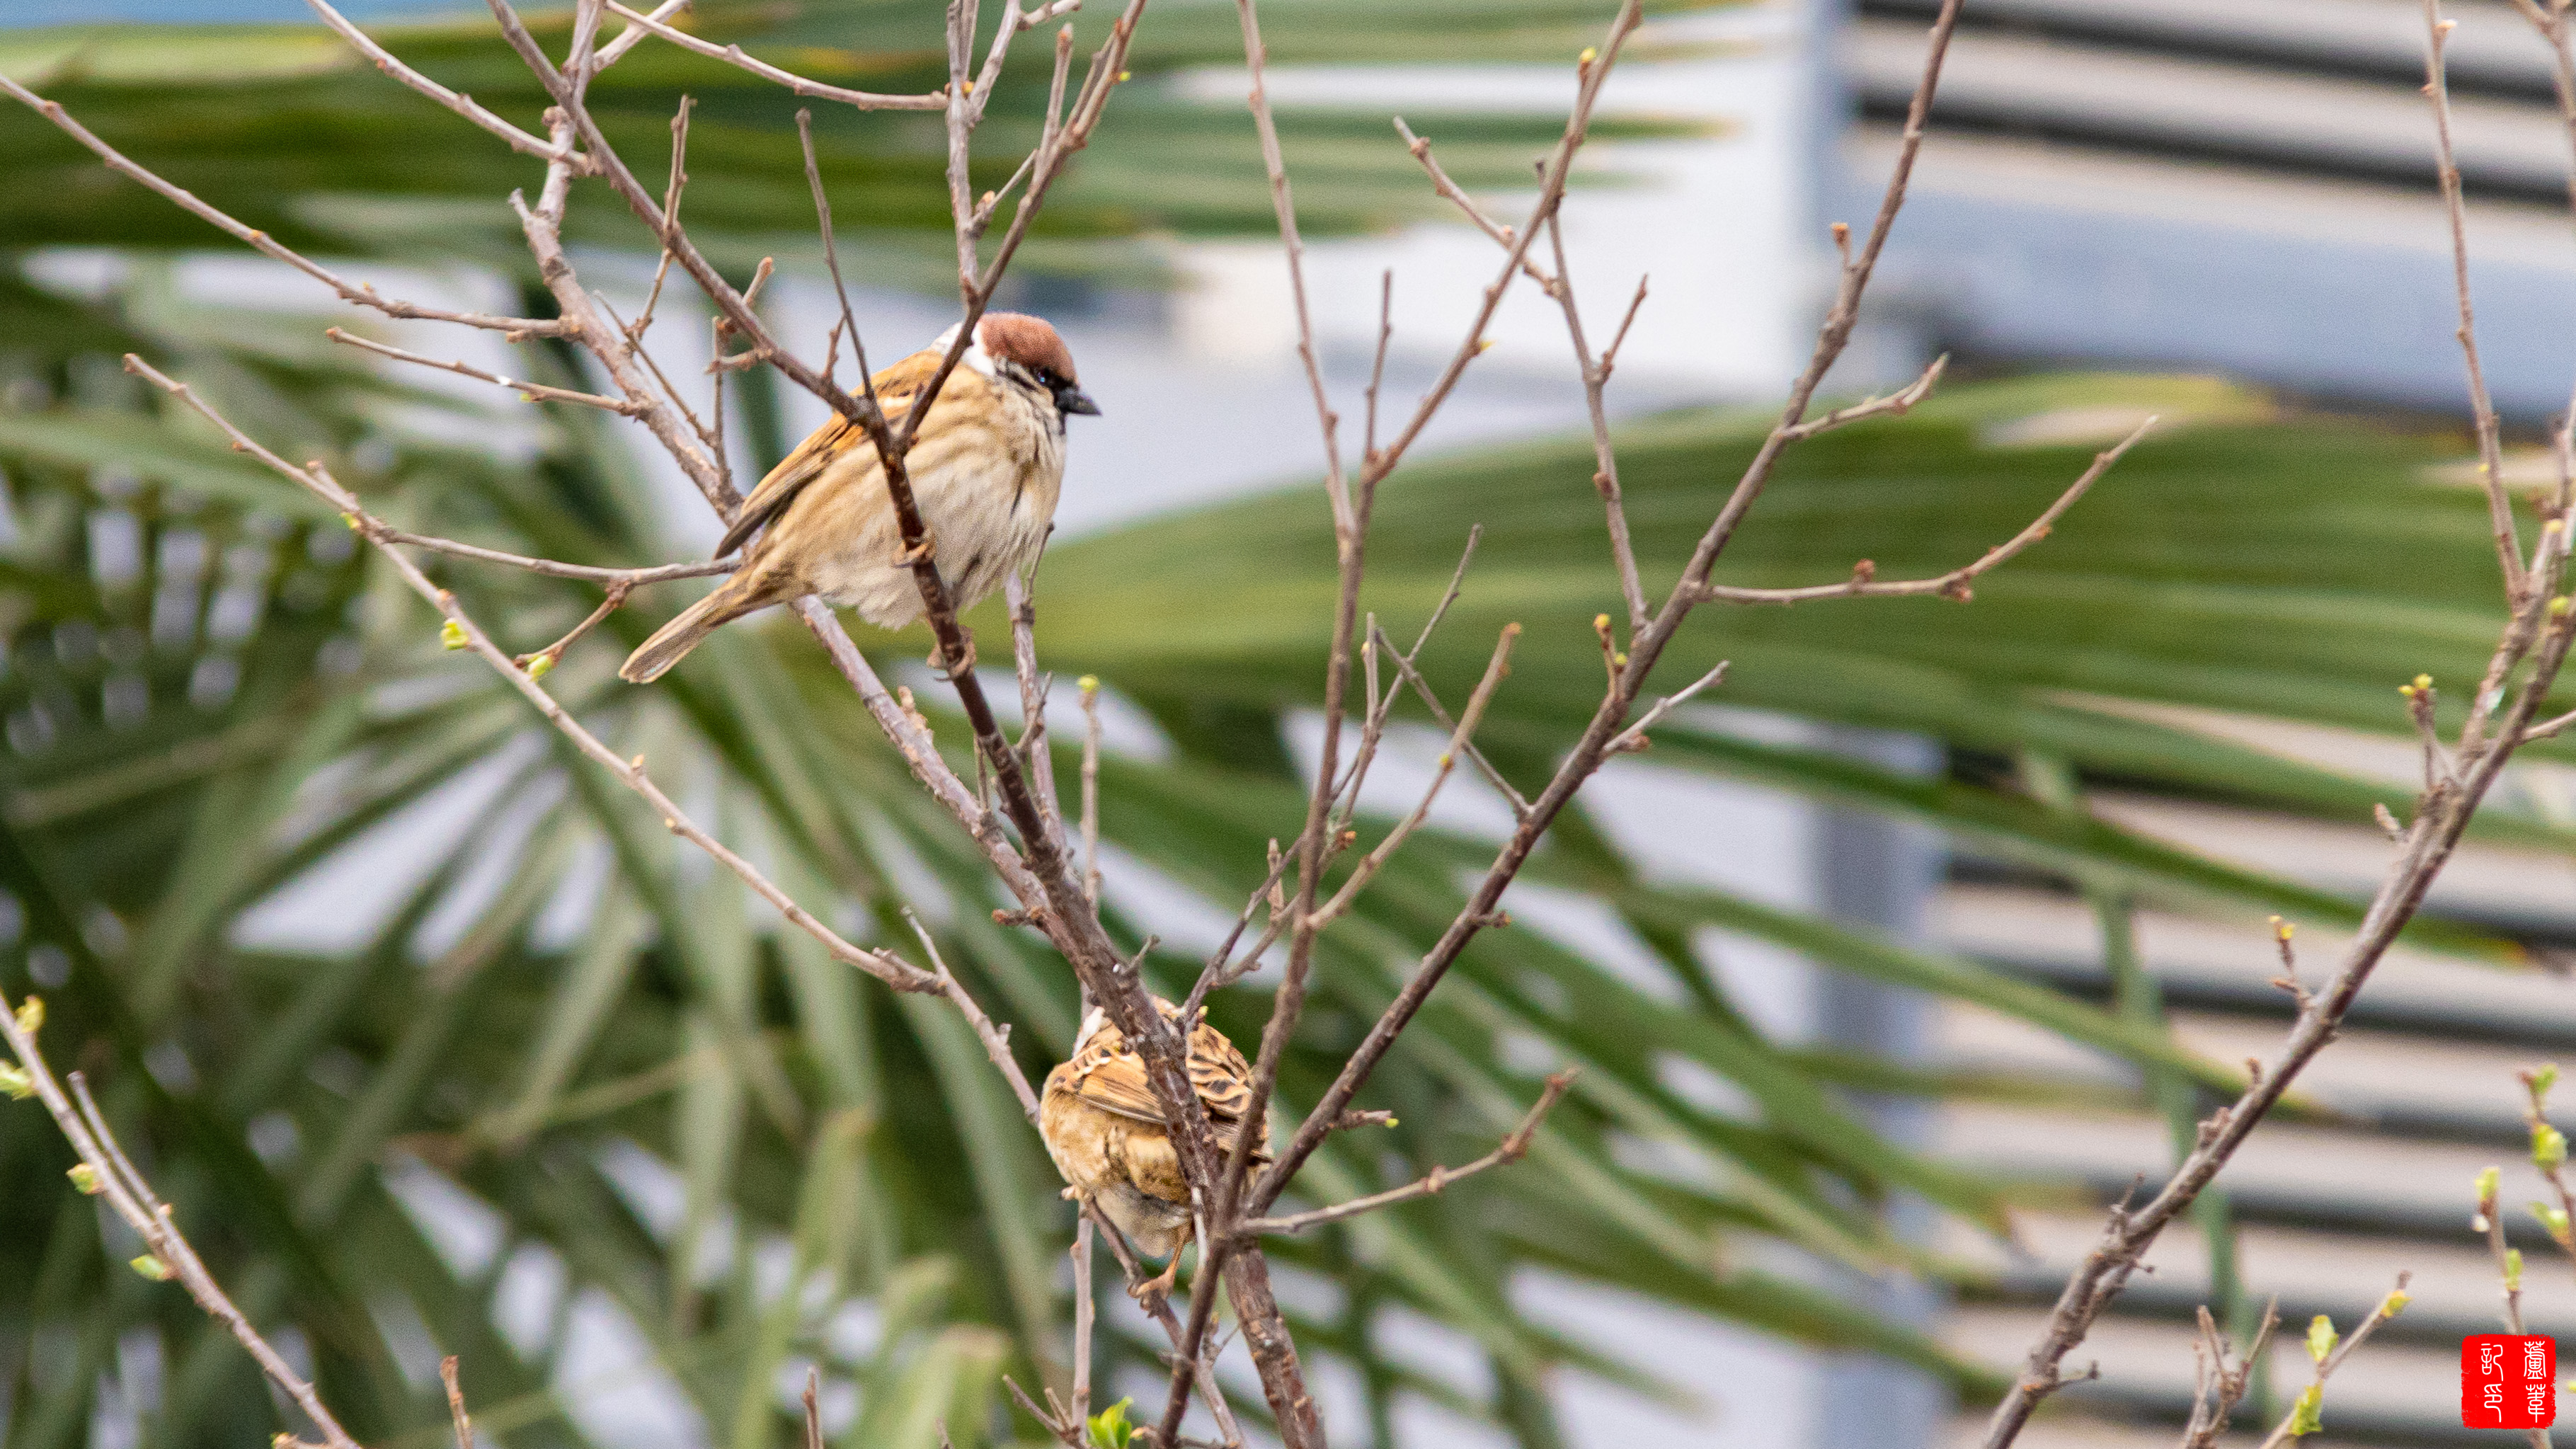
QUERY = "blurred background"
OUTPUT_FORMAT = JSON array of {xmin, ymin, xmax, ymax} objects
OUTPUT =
[{"xmin": 7, "ymin": 2, "xmax": 2576, "ymax": 1449}]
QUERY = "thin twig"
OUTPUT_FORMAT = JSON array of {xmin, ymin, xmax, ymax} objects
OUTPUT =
[
  {"xmin": 797, "ymin": 108, "xmax": 876, "ymax": 401},
  {"xmin": 0, "ymin": 1001, "xmax": 363, "ymax": 1449},
  {"xmin": 1238, "ymin": 1072, "xmax": 1573, "ymax": 1237},
  {"xmin": 368, "ymin": 530, "xmax": 734, "ymax": 585},
  {"xmin": 600, "ymin": 2, "xmax": 949, "ymax": 108},
  {"xmin": 1393, "ymin": 118, "xmax": 1557, "ymax": 296},
  {"xmin": 1778, "ymin": 353, "xmax": 1950, "ymax": 442},
  {"xmin": 2178, "ymin": 1300, "xmax": 2279, "ymax": 1449},
  {"xmin": 2250, "ymin": 1276, "xmax": 2415, "ymax": 1449},
  {"xmin": 595, "ymin": 0, "xmax": 690, "ymax": 69},
  {"xmin": 2425, "ymin": 0, "xmax": 2529, "ymax": 602},
  {"xmin": 326, "ymin": 327, "xmax": 645, "ymax": 413},
  {"xmin": 1181, "ymin": 857, "xmax": 1293, "ymax": 1026},
  {"xmin": 1604, "ymin": 661, "xmax": 1728, "ymax": 755},
  {"xmin": 905, "ymin": 909, "xmax": 1043, "ymax": 1119},
  {"xmin": 630, "ymin": 96, "xmax": 693, "ymax": 344},
  {"xmin": 1363, "ymin": 270, "xmax": 1393, "ymax": 465},
  {"xmin": 517, "ymin": 581, "xmax": 631, "ymax": 677},
  {"xmin": 1072, "ymin": 1215, "xmax": 1096, "ymax": 1427},
  {"xmin": 1540, "ymin": 207, "xmax": 1649, "ymax": 631},
  {"xmin": 1004, "ymin": 571, "xmax": 1066, "ymax": 835},
  {"xmin": 1700, "ymin": 418, "xmax": 2148, "ymax": 606},
  {"xmin": 1184, "ymin": 15, "xmax": 1650, "ymax": 1445},
  {"xmin": 1310, "ymin": 624, "xmax": 1521, "ymax": 929},
  {"xmin": 1, "ymin": 75, "xmax": 565, "ymax": 337},
  {"xmin": 302, "ymin": 0, "xmax": 582, "ymax": 166},
  {"xmin": 1079, "ymin": 673, "xmax": 1104, "ymax": 905},
  {"xmin": 441, "ymin": 1357, "xmax": 476, "ymax": 1449}
]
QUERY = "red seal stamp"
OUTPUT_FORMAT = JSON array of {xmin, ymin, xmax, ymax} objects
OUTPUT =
[{"xmin": 2464, "ymin": 1335, "xmax": 2555, "ymax": 1429}]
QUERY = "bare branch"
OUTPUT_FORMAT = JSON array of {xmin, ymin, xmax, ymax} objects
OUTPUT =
[
  {"xmin": 629, "ymin": 96, "xmax": 694, "ymax": 345},
  {"xmin": 303, "ymin": 0, "xmax": 582, "ymax": 166},
  {"xmin": 797, "ymin": 108, "xmax": 876, "ymax": 400},
  {"xmin": 601, "ymin": 2, "xmax": 949, "ymax": 108},
  {"xmin": 1393, "ymin": 118, "xmax": 1557, "ymax": 295},
  {"xmin": 905, "ymin": 909, "xmax": 1043, "ymax": 1118},
  {"xmin": 1182, "ymin": 844, "xmax": 1298, "ymax": 1024},
  {"xmin": 2178, "ymin": 1300, "xmax": 2278, "ymax": 1449},
  {"xmin": 1256, "ymin": 0, "xmax": 1971, "ymax": 1237},
  {"xmin": 1310, "ymin": 623, "xmax": 1521, "ymax": 929},
  {"xmin": 596, "ymin": 0, "xmax": 692, "ymax": 68},
  {"xmin": 1604, "ymin": 661, "xmax": 1727, "ymax": 755},
  {"xmin": 1600, "ymin": 274, "xmax": 1649, "ymax": 374},
  {"xmin": 1363, "ymin": 270, "xmax": 1393, "ymax": 464},
  {"xmin": 1700, "ymin": 418, "xmax": 2148, "ymax": 606},
  {"xmin": 2425, "ymin": 0, "xmax": 2528, "ymax": 600},
  {"xmin": 1368, "ymin": 11, "xmax": 1639, "ymax": 486},
  {"xmin": 516, "ymin": 580, "xmax": 631, "ymax": 677},
  {"xmin": 1541, "ymin": 207, "xmax": 1649, "ymax": 630},
  {"xmin": 1005, "ymin": 570, "xmax": 1067, "ymax": 838},
  {"xmin": 1778, "ymin": 353, "xmax": 1950, "ymax": 442},
  {"xmin": 367, "ymin": 529, "xmax": 733, "ymax": 586},
  {"xmin": 1240, "ymin": 1070, "xmax": 1573, "ymax": 1237},
  {"xmin": 326, "ymin": 326, "xmax": 645, "ymax": 413}
]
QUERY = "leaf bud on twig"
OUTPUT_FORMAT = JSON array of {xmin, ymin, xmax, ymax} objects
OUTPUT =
[
  {"xmin": 2534, "ymin": 1121, "xmax": 2566, "ymax": 1170},
  {"xmin": 2287, "ymin": 1383, "xmax": 2325, "ymax": 1438},
  {"xmin": 2531, "ymin": 1201, "xmax": 2570, "ymax": 1241}
]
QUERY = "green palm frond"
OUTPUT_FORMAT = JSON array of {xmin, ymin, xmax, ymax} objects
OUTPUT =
[{"xmin": 1, "ymin": 0, "xmax": 1722, "ymax": 270}]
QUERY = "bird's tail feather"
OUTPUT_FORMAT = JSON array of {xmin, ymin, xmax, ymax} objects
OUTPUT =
[{"xmin": 619, "ymin": 574, "xmax": 774, "ymax": 683}]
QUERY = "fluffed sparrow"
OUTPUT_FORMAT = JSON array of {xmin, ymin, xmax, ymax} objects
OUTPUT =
[
  {"xmin": 1041, "ymin": 997, "xmax": 1269, "ymax": 1300},
  {"xmin": 620, "ymin": 311, "xmax": 1099, "ymax": 683}
]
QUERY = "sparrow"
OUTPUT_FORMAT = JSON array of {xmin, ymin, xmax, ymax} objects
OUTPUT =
[
  {"xmin": 619, "ymin": 311, "xmax": 1099, "ymax": 684},
  {"xmin": 1040, "ymin": 997, "xmax": 1270, "ymax": 1300}
]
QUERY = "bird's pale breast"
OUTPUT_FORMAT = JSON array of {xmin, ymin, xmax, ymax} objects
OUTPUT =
[{"xmin": 796, "ymin": 370, "xmax": 1063, "ymax": 628}]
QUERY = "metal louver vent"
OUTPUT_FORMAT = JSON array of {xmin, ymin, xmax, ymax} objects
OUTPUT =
[{"xmin": 1839, "ymin": 0, "xmax": 2576, "ymax": 413}]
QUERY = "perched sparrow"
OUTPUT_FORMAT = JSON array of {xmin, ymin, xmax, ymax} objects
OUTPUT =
[
  {"xmin": 620, "ymin": 311, "xmax": 1099, "ymax": 684},
  {"xmin": 1041, "ymin": 997, "xmax": 1269, "ymax": 1300}
]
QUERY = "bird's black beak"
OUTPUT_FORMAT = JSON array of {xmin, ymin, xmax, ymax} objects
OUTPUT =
[{"xmin": 1055, "ymin": 384, "xmax": 1101, "ymax": 416}]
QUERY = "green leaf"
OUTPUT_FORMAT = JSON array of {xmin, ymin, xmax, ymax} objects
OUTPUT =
[{"xmin": 1087, "ymin": 1399, "xmax": 1137, "ymax": 1449}]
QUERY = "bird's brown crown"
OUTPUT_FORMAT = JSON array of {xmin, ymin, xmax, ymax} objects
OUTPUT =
[{"xmin": 978, "ymin": 311, "xmax": 1082, "ymax": 386}]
